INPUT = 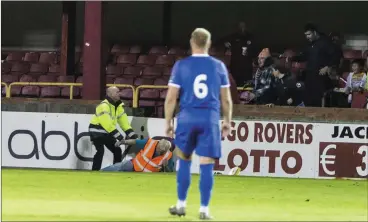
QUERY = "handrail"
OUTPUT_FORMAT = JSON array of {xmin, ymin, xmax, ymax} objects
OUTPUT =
[
  {"xmin": 237, "ymin": 87, "xmax": 253, "ymax": 91},
  {"xmin": 1, "ymin": 82, "xmax": 9, "ymax": 97},
  {"xmin": 134, "ymin": 85, "xmax": 168, "ymax": 108},
  {"xmin": 6, "ymin": 82, "xmax": 137, "ymax": 102},
  {"xmin": 8, "ymin": 82, "xmax": 82, "ymax": 100}
]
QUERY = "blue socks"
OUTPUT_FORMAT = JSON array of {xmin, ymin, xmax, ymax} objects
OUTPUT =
[
  {"xmin": 199, "ymin": 163, "xmax": 214, "ymax": 208},
  {"xmin": 176, "ymin": 159, "xmax": 214, "ymax": 214},
  {"xmin": 177, "ymin": 159, "xmax": 192, "ymax": 206}
]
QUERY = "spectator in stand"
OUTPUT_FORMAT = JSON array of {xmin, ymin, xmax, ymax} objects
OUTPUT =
[
  {"xmin": 291, "ymin": 23, "xmax": 339, "ymax": 107},
  {"xmin": 249, "ymin": 48, "xmax": 277, "ymax": 104},
  {"xmin": 329, "ymin": 32, "xmax": 344, "ymax": 73},
  {"xmin": 271, "ymin": 67, "xmax": 305, "ymax": 107},
  {"xmin": 344, "ymin": 59, "xmax": 367, "ymax": 103},
  {"xmin": 218, "ymin": 21, "xmax": 255, "ymax": 86}
]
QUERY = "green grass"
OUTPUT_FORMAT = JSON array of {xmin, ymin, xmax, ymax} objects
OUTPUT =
[{"xmin": 2, "ymin": 168, "xmax": 367, "ymax": 221}]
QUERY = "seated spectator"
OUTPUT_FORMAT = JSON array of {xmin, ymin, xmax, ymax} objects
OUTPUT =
[
  {"xmin": 249, "ymin": 48, "xmax": 277, "ymax": 104},
  {"xmin": 344, "ymin": 59, "xmax": 367, "ymax": 102},
  {"xmin": 272, "ymin": 68, "xmax": 305, "ymax": 106},
  {"xmin": 327, "ymin": 59, "xmax": 366, "ymax": 107}
]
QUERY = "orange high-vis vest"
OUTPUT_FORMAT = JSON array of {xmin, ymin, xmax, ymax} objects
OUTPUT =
[{"xmin": 132, "ymin": 138, "xmax": 173, "ymax": 172}]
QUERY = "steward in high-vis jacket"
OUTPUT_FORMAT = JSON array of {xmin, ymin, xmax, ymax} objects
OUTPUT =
[
  {"xmin": 89, "ymin": 86, "xmax": 137, "ymax": 170},
  {"xmin": 101, "ymin": 136, "xmax": 175, "ymax": 172}
]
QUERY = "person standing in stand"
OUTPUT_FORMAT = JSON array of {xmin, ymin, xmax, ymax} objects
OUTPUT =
[
  {"xmin": 218, "ymin": 21, "xmax": 255, "ymax": 86},
  {"xmin": 290, "ymin": 23, "xmax": 339, "ymax": 107}
]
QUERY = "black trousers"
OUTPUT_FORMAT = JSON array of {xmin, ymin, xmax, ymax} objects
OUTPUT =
[{"xmin": 91, "ymin": 135, "xmax": 122, "ymax": 171}]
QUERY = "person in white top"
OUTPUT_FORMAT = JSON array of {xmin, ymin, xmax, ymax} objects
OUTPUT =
[{"xmin": 345, "ymin": 59, "xmax": 367, "ymax": 103}]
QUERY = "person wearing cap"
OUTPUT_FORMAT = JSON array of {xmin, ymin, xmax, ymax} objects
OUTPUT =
[
  {"xmin": 101, "ymin": 136, "xmax": 176, "ymax": 172},
  {"xmin": 249, "ymin": 48, "xmax": 277, "ymax": 104}
]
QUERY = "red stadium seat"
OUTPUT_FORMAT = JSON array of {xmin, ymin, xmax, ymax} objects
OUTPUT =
[
  {"xmin": 136, "ymin": 55, "xmax": 157, "ymax": 67},
  {"xmin": 48, "ymin": 64, "xmax": 61, "ymax": 74},
  {"xmin": 57, "ymin": 75, "xmax": 75, "ymax": 83},
  {"xmin": 39, "ymin": 52, "xmax": 57, "ymax": 64},
  {"xmin": 139, "ymin": 100, "xmax": 156, "ymax": 107},
  {"xmin": 134, "ymin": 78, "xmax": 154, "ymax": 86},
  {"xmin": 24, "ymin": 52, "xmax": 40, "ymax": 63},
  {"xmin": 2, "ymin": 74, "xmax": 18, "ymax": 97},
  {"xmin": 61, "ymin": 75, "xmax": 81, "ymax": 98},
  {"xmin": 168, "ymin": 47, "xmax": 186, "ymax": 56},
  {"xmin": 142, "ymin": 67, "xmax": 162, "ymax": 78},
  {"xmin": 2, "ymin": 62, "xmax": 12, "ymax": 74},
  {"xmin": 40, "ymin": 86, "xmax": 60, "ymax": 98},
  {"xmin": 38, "ymin": 75, "xmax": 57, "ymax": 82},
  {"xmin": 162, "ymin": 67, "xmax": 172, "ymax": 76},
  {"xmin": 111, "ymin": 45, "xmax": 130, "ymax": 55},
  {"xmin": 115, "ymin": 77, "xmax": 134, "ymax": 85},
  {"xmin": 351, "ymin": 92, "xmax": 368, "ymax": 108},
  {"xmin": 30, "ymin": 63, "xmax": 48, "ymax": 75},
  {"xmin": 159, "ymin": 89, "xmax": 167, "ymax": 99},
  {"xmin": 120, "ymin": 88, "xmax": 134, "ymax": 100},
  {"xmin": 61, "ymin": 86, "xmax": 80, "ymax": 98},
  {"xmin": 123, "ymin": 66, "xmax": 142, "ymax": 77},
  {"xmin": 19, "ymin": 74, "xmax": 37, "ymax": 82},
  {"xmin": 1, "ymin": 74, "xmax": 19, "ymax": 83},
  {"xmin": 106, "ymin": 64, "xmax": 123, "ymax": 76},
  {"xmin": 116, "ymin": 54, "xmax": 137, "ymax": 66},
  {"xmin": 6, "ymin": 52, "xmax": 24, "ymax": 62},
  {"xmin": 154, "ymin": 78, "xmax": 168, "ymax": 85},
  {"xmin": 149, "ymin": 46, "xmax": 168, "ymax": 55},
  {"xmin": 21, "ymin": 86, "xmax": 40, "ymax": 97},
  {"xmin": 10, "ymin": 63, "xmax": 30, "ymax": 75},
  {"xmin": 343, "ymin": 49, "xmax": 362, "ymax": 60},
  {"xmin": 140, "ymin": 88, "xmax": 160, "ymax": 99},
  {"xmin": 106, "ymin": 75, "xmax": 115, "ymax": 84},
  {"xmin": 129, "ymin": 45, "xmax": 142, "ymax": 54},
  {"xmin": 155, "ymin": 55, "xmax": 174, "ymax": 67},
  {"xmin": 76, "ymin": 76, "xmax": 83, "ymax": 83}
]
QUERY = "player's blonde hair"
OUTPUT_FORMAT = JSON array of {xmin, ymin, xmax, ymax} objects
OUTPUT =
[{"xmin": 190, "ymin": 28, "xmax": 211, "ymax": 49}]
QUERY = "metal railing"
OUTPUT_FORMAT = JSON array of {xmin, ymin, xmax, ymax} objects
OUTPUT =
[
  {"xmin": 1, "ymin": 81, "xmax": 253, "ymax": 108},
  {"xmin": 4, "ymin": 82, "xmax": 135, "ymax": 101},
  {"xmin": 134, "ymin": 85, "xmax": 168, "ymax": 108},
  {"xmin": 1, "ymin": 82, "xmax": 9, "ymax": 97}
]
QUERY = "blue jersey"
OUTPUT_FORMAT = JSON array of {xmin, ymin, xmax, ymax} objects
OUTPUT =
[{"xmin": 168, "ymin": 54, "xmax": 230, "ymax": 121}]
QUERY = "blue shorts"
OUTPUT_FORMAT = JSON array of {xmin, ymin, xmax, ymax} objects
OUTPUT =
[{"xmin": 175, "ymin": 119, "xmax": 221, "ymax": 159}]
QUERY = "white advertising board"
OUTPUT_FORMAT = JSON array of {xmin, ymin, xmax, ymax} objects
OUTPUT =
[{"xmin": 1, "ymin": 111, "xmax": 367, "ymax": 179}]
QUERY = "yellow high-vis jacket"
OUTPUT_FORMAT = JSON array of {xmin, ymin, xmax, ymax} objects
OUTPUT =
[{"xmin": 89, "ymin": 98, "xmax": 136, "ymax": 141}]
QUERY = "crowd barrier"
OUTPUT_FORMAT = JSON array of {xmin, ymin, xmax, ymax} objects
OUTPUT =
[{"xmin": 1, "ymin": 82, "xmax": 252, "ymax": 108}]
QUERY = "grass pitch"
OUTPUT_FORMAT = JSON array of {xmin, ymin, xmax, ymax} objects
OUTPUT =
[{"xmin": 2, "ymin": 168, "xmax": 367, "ymax": 221}]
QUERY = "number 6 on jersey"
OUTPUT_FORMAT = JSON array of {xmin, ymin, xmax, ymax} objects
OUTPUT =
[{"xmin": 193, "ymin": 74, "xmax": 208, "ymax": 99}]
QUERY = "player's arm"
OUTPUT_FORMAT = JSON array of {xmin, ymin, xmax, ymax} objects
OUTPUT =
[
  {"xmin": 165, "ymin": 62, "xmax": 181, "ymax": 124},
  {"xmin": 219, "ymin": 63, "xmax": 233, "ymax": 124}
]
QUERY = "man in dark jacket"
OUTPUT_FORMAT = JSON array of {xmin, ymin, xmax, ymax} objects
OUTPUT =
[
  {"xmin": 218, "ymin": 22, "xmax": 255, "ymax": 86},
  {"xmin": 272, "ymin": 68, "xmax": 305, "ymax": 106},
  {"xmin": 291, "ymin": 23, "xmax": 339, "ymax": 107}
]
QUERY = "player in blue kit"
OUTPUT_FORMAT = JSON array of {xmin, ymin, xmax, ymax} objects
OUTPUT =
[{"xmin": 164, "ymin": 28, "xmax": 233, "ymax": 220}]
